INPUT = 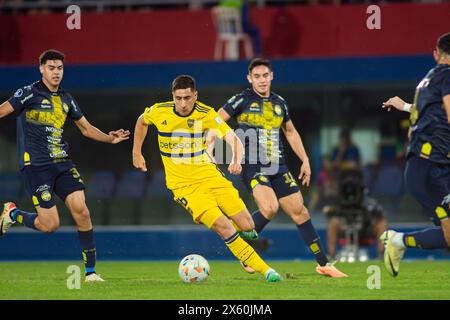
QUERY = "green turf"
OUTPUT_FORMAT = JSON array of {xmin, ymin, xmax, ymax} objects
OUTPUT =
[{"xmin": 0, "ymin": 261, "xmax": 449, "ymax": 300}]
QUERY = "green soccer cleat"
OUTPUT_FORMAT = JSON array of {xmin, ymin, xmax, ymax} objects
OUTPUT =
[
  {"xmin": 265, "ymin": 269, "xmax": 282, "ymax": 283},
  {"xmin": 0, "ymin": 202, "xmax": 16, "ymax": 237},
  {"xmin": 239, "ymin": 229, "xmax": 259, "ymax": 241},
  {"xmin": 380, "ymin": 230, "xmax": 406, "ymax": 277}
]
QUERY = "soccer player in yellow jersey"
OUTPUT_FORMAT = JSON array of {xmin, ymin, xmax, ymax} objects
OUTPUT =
[{"xmin": 132, "ymin": 75, "xmax": 282, "ymax": 282}]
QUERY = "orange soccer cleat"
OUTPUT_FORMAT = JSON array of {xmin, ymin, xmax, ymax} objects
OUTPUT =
[{"xmin": 316, "ymin": 262, "xmax": 349, "ymax": 278}]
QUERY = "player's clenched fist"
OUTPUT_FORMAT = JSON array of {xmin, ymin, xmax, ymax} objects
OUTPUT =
[
  {"xmin": 133, "ymin": 154, "xmax": 148, "ymax": 172},
  {"xmin": 228, "ymin": 162, "xmax": 242, "ymax": 175}
]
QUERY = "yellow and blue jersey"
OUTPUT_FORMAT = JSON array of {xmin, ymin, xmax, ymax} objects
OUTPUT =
[
  {"xmin": 222, "ymin": 88, "xmax": 290, "ymax": 165},
  {"xmin": 409, "ymin": 64, "xmax": 450, "ymax": 164},
  {"xmin": 143, "ymin": 101, "xmax": 232, "ymax": 190},
  {"xmin": 8, "ymin": 80, "xmax": 84, "ymax": 169}
]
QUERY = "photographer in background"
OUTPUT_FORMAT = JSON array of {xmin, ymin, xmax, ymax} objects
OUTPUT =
[{"xmin": 324, "ymin": 169, "xmax": 388, "ymax": 260}]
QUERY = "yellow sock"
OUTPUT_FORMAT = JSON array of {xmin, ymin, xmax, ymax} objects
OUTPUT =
[{"xmin": 224, "ymin": 232, "xmax": 270, "ymax": 275}]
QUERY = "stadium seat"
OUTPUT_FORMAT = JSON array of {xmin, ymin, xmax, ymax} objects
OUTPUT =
[
  {"xmin": 0, "ymin": 172, "xmax": 22, "ymax": 202},
  {"xmin": 109, "ymin": 170, "xmax": 148, "ymax": 225},
  {"xmin": 146, "ymin": 170, "xmax": 171, "ymax": 198},
  {"xmin": 141, "ymin": 170, "xmax": 173, "ymax": 224},
  {"xmin": 87, "ymin": 170, "xmax": 116, "ymax": 200},
  {"xmin": 115, "ymin": 170, "xmax": 147, "ymax": 199},
  {"xmin": 371, "ymin": 164, "xmax": 404, "ymax": 197},
  {"xmin": 86, "ymin": 170, "xmax": 116, "ymax": 225},
  {"xmin": 211, "ymin": 6, "xmax": 254, "ymax": 61},
  {"xmin": 371, "ymin": 164, "xmax": 404, "ymax": 213}
]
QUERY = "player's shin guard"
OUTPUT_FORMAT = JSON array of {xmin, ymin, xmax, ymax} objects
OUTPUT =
[
  {"xmin": 78, "ymin": 229, "xmax": 97, "ymax": 275},
  {"xmin": 11, "ymin": 208, "xmax": 38, "ymax": 230},
  {"xmin": 297, "ymin": 219, "xmax": 329, "ymax": 266},
  {"xmin": 403, "ymin": 227, "xmax": 448, "ymax": 249},
  {"xmin": 224, "ymin": 232, "xmax": 270, "ymax": 275}
]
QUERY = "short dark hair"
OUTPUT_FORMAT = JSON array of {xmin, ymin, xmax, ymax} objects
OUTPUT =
[
  {"xmin": 437, "ymin": 32, "xmax": 450, "ymax": 56},
  {"xmin": 172, "ymin": 75, "xmax": 196, "ymax": 92},
  {"xmin": 248, "ymin": 58, "xmax": 271, "ymax": 73},
  {"xmin": 39, "ymin": 49, "xmax": 65, "ymax": 65}
]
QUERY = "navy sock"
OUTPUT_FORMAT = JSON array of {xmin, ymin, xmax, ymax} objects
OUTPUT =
[
  {"xmin": 252, "ymin": 210, "xmax": 271, "ymax": 233},
  {"xmin": 403, "ymin": 228, "xmax": 448, "ymax": 249},
  {"xmin": 297, "ymin": 219, "xmax": 329, "ymax": 266},
  {"xmin": 78, "ymin": 229, "xmax": 97, "ymax": 274},
  {"xmin": 10, "ymin": 209, "xmax": 38, "ymax": 230}
]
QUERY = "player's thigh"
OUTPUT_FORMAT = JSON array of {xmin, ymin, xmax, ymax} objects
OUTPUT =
[{"xmin": 252, "ymin": 185, "xmax": 279, "ymax": 215}]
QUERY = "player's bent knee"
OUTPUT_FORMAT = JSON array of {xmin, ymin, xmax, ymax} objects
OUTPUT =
[
  {"xmin": 290, "ymin": 205, "xmax": 310, "ymax": 224},
  {"xmin": 259, "ymin": 202, "xmax": 279, "ymax": 218},
  {"xmin": 211, "ymin": 216, "xmax": 235, "ymax": 240},
  {"xmin": 41, "ymin": 221, "xmax": 60, "ymax": 233},
  {"xmin": 239, "ymin": 216, "xmax": 255, "ymax": 232}
]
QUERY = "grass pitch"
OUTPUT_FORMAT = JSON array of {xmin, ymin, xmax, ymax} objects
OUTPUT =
[{"xmin": 0, "ymin": 260, "xmax": 449, "ymax": 300}]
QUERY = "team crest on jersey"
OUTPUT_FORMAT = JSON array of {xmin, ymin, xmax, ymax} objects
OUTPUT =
[
  {"xmin": 274, "ymin": 105, "xmax": 282, "ymax": 116},
  {"xmin": 187, "ymin": 119, "xmax": 195, "ymax": 128},
  {"xmin": 63, "ymin": 103, "xmax": 69, "ymax": 113}
]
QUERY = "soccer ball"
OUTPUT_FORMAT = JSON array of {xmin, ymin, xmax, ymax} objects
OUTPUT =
[{"xmin": 178, "ymin": 254, "xmax": 210, "ymax": 283}]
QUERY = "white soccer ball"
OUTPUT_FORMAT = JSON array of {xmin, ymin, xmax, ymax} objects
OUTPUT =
[{"xmin": 178, "ymin": 254, "xmax": 210, "ymax": 283}]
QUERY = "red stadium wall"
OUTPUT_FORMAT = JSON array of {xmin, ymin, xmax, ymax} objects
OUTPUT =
[{"xmin": 0, "ymin": 3, "xmax": 449, "ymax": 65}]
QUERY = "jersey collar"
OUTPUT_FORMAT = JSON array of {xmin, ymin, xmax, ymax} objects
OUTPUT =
[
  {"xmin": 173, "ymin": 103, "xmax": 196, "ymax": 117},
  {"xmin": 248, "ymin": 87, "xmax": 273, "ymax": 100},
  {"xmin": 37, "ymin": 80, "xmax": 64, "ymax": 95}
]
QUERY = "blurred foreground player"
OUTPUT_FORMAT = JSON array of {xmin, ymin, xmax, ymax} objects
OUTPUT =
[
  {"xmin": 381, "ymin": 32, "xmax": 450, "ymax": 276},
  {"xmin": 132, "ymin": 75, "xmax": 282, "ymax": 282},
  {"xmin": 0, "ymin": 50, "xmax": 130, "ymax": 282}
]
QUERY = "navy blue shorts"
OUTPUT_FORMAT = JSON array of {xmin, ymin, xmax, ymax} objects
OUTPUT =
[
  {"xmin": 20, "ymin": 162, "xmax": 85, "ymax": 209},
  {"xmin": 241, "ymin": 164, "xmax": 300, "ymax": 199},
  {"xmin": 405, "ymin": 155, "xmax": 450, "ymax": 226}
]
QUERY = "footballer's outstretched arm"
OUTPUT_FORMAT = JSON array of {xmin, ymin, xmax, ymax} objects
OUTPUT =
[
  {"xmin": 75, "ymin": 116, "xmax": 130, "ymax": 144},
  {"xmin": 281, "ymin": 120, "xmax": 311, "ymax": 187},
  {"xmin": 132, "ymin": 114, "xmax": 149, "ymax": 172},
  {"xmin": 383, "ymin": 96, "xmax": 412, "ymax": 113},
  {"xmin": 443, "ymin": 94, "xmax": 450, "ymax": 123},
  {"xmin": 0, "ymin": 101, "xmax": 15, "ymax": 119},
  {"xmin": 223, "ymin": 130, "xmax": 244, "ymax": 175}
]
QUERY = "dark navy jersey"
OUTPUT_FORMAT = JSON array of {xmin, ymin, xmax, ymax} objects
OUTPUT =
[
  {"xmin": 222, "ymin": 88, "xmax": 290, "ymax": 165},
  {"xmin": 8, "ymin": 80, "xmax": 84, "ymax": 169},
  {"xmin": 408, "ymin": 64, "xmax": 450, "ymax": 164}
]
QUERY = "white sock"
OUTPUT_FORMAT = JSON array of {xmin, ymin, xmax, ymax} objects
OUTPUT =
[{"xmin": 391, "ymin": 232, "xmax": 406, "ymax": 249}]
